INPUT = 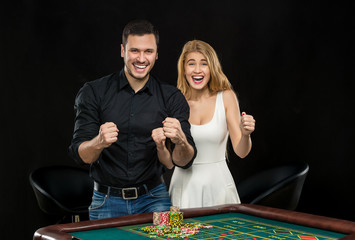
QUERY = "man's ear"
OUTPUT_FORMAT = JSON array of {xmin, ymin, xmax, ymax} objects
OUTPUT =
[{"xmin": 121, "ymin": 44, "xmax": 124, "ymax": 58}]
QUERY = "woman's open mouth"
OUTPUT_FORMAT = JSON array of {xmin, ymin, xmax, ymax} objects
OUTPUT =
[{"xmin": 192, "ymin": 75, "xmax": 204, "ymax": 84}]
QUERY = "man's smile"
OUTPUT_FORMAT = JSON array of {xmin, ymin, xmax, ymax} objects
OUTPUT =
[{"xmin": 134, "ymin": 63, "xmax": 148, "ymax": 72}]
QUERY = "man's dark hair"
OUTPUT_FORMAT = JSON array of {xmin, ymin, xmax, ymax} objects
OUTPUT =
[{"xmin": 122, "ymin": 19, "xmax": 159, "ymax": 48}]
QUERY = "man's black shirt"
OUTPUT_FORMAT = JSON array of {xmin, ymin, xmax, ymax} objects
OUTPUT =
[{"xmin": 68, "ymin": 70, "xmax": 196, "ymax": 187}]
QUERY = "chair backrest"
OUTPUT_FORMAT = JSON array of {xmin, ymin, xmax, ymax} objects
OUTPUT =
[
  {"xmin": 29, "ymin": 165, "xmax": 93, "ymax": 216},
  {"xmin": 237, "ymin": 162, "xmax": 309, "ymax": 210}
]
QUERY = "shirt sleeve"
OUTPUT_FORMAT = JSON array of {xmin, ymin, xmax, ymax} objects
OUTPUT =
[
  {"xmin": 68, "ymin": 82, "xmax": 101, "ymax": 165},
  {"xmin": 167, "ymin": 90, "xmax": 197, "ymax": 169}
]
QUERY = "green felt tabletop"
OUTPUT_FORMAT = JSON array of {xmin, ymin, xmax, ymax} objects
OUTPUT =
[{"xmin": 70, "ymin": 212, "xmax": 346, "ymax": 240}]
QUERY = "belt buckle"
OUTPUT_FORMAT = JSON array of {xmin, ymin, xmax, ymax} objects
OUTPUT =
[{"xmin": 122, "ymin": 187, "xmax": 138, "ymax": 200}]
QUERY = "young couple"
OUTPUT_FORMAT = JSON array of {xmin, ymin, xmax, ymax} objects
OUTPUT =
[{"xmin": 69, "ymin": 19, "xmax": 255, "ymax": 220}]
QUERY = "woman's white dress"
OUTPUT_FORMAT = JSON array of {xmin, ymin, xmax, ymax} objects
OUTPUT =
[{"xmin": 169, "ymin": 91, "xmax": 240, "ymax": 208}]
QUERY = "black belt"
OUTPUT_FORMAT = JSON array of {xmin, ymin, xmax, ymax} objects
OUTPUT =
[{"xmin": 94, "ymin": 177, "xmax": 164, "ymax": 200}]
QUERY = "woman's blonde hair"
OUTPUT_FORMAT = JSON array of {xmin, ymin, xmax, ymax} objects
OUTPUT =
[{"xmin": 177, "ymin": 40, "xmax": 232, "ymax": 99}]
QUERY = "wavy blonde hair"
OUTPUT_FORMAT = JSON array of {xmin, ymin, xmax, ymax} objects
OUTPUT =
[{"xmin": 177, "ymin": 40, "xmax": 232, "ymax": 99}]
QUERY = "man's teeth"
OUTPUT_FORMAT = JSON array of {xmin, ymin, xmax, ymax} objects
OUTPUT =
[{"xmin": 134, "ymin": 64, "xmax": 147, "ymax": 69}]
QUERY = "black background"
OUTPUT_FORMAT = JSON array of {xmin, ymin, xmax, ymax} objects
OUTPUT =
[{"xmin": 1, "ymin": 1, "xmax": 354, "ymax": 239}]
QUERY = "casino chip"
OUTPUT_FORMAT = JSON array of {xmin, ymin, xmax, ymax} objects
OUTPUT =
[{"xmin": 141, "ymin": 207, "xmax": 212, "ymax": 238}]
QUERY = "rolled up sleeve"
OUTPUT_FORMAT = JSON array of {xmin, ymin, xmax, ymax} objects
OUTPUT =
[
  {"xmin": 68, "ymin": 83, "xmax": 101, "ymax": 165},
  {"xmin": 167, "ymin": 90, "xmax": 197, "ymax": 169}
]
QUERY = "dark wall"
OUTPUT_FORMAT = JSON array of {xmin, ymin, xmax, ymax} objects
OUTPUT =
[{"xmin": 1, "ymin": 1, "xmax": 353, "ymax": 239}]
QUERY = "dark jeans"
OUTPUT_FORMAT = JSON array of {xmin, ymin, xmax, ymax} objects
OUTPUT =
[{"xmin": 89, "ymin": 183, "xmax": 171, "ymax": 220}]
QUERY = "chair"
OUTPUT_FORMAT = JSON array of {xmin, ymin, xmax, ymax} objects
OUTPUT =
[
  {"xmin": 29, "ymin": 165, "xmax": 94, "ymax": 223},
  {"xmin": 237, "ymin": 162, "xmax": 309, "ymax": 210}
]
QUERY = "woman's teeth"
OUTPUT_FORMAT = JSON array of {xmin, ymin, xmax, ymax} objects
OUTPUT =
[{"xmin": 192, "ymin": 76, "xmax": 203, "ymax": 83}]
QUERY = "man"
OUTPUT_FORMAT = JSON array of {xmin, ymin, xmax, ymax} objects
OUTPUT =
[{"xmin": 68, "ymin": 19, "xmax": 196, "ymax": 220}]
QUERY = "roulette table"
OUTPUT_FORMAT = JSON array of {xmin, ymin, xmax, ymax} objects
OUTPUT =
[{"xmin": 33, "ymin": 204, "xmax": 355, "ymax": 239}]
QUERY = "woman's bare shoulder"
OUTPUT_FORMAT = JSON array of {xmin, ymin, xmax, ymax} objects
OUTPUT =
[{"xmin": 222, "ymin": 89, "xmax": 238, "ymax": 103}]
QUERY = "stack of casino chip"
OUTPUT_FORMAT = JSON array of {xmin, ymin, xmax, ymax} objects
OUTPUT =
[
  {"xmin": 170, "ymin": 206, "xmax": 180, "ymax": 212},
  {"xmin": 169, "ymin": 205, "xmax": 183, "ymax": 228},
  {"xmin": 169, "ymin": 211, "xmax": 183, "ymax": 228},
  {"xmin": 141, "ymin": 206, "xmax": 213, "ymax": 238},
  {"xmin": 153, "ymin": 211, "xmax": 170, "ymax": 225},
  {"xmin": 152, "ymin": 212, "xmax": 160, "ymax": 225}
]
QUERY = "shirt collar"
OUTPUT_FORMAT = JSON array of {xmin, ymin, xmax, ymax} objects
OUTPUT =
[
  {"xmin": 118, "ymin": 69, "xmax": 129, "ymax": 91},
  {"xmin": 118, "ymin": 69, "xmax": 153, "ymax": 95}
]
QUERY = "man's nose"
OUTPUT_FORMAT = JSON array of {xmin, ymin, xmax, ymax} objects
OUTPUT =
[{"xmin": 137, "ymin": 52, "xmax": 145, "ymax": 62}]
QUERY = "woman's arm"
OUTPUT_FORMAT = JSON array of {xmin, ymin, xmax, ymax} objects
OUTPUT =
[{"xmin": 223, "ymin": 90, "xmax": 255, "ymax": 158}]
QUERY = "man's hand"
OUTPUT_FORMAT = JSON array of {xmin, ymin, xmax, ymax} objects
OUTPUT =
[
  {"xmin": 162, "ymin": 117, "xmax": 186, "ymax": 145},
  {"xmin": 78, "ymin": 122, "xmax": 119, "ymax": 164},
  {"xmin": 152, "ymin": 117, "xmax": 194, "ymax": 168},
  {"xmin": 152, "ymin": 127, "xmax": 166, "ymax": 150},
  {"xmin": 97, "ymin": 122, "xmax": 119, "ymax": 148},
  {"xmin": 152, "ymin": 126, "xmax": 174, "ymax": 169}
]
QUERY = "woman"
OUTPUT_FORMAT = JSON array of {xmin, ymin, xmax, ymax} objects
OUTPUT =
[{"xmin": 168, "ymin": 40, "xmax": 255, "ymax": 208}]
